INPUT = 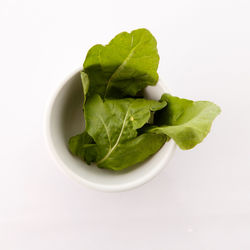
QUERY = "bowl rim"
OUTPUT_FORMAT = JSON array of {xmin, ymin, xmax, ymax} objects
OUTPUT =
[{"xmin": 44, "ymin": 68, "xmax": 176, "ymax": 192}]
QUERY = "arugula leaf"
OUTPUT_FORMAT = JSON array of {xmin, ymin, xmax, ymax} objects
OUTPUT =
[
  {"xmin": 80, "ymin": 72, "xmax": 89, "ymax": 105},
  {"xmin": 68, "ymin": 131, "xmax": 98, "ymax": 164},
  {"xmin": 68, "ymin": 28, "xmax": 222, "ymax": 171},
  {"xmin": 84, "ymin": 94, "xmax": 166, "ymax": 170},
  {"xmin": 83, "ymin": 28, "xmax": 159, "ymax": 99},
  {"xmin": 97, "ymin": 133, "xmax": 167, "ymax": 171},
  {"xmin": 145, "ymin": 94, "xmax": 221, "ymax": 150}
]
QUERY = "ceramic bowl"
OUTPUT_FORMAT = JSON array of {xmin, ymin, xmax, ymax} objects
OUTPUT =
[{"xmin": 45, "ymin": 69, "xmax": 176, "ymax": 192}]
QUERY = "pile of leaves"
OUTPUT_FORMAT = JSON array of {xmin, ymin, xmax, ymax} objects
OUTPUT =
[{"xmin": 69, "ymin": 28, "xmax": 221, "ymax": 171}]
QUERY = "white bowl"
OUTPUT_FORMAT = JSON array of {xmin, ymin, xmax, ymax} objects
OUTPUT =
[{"xmin": 45, "ymin": 69, "xmax": 176, "ymax": 192}]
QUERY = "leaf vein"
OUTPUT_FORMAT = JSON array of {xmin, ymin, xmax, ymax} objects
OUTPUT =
[
  {"xmin": 97, "ymin": 107, "xmax": 130, "ymax": 164},
  {"xmin": 103, "ymin": 34, "xmax": 144, "ymax": 97}
]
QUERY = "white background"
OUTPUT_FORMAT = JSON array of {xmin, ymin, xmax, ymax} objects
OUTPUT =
[{"xmin": 1, "ymin": 0, "xmax": 250, "ymax": 249}]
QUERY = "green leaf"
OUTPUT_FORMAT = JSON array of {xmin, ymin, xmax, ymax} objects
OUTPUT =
[
  {"xmin": 84, "ymin": 94, "xmax": 166, "ymax": 170},
  {"xmin": 80, "ymin": 72, "xmax": 89, "ymax": 105},
  {"xmin": 83, "ymin": 28, "xmax": 159, "ymax": 99},
  {"xmin": 68, "ymin": 131, "xmax": 98, "ymax": 164},
  {"xmin": 70, "ymin": 28, "xmax": 221, "ymax": 171},
  {"xmin": 98, "ymin": 133, "xmax": 167, "ymax": 171},
  {"xmin": 146, "ymin": 94, "xmax": 221, "ymax": 150}
]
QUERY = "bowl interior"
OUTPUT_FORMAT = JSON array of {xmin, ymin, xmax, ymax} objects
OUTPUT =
[{"xmin": 47, "ymin": 71, "xmax": 176, "ymax": 191}]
